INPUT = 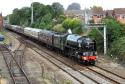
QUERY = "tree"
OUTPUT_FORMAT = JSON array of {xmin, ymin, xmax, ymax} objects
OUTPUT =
[
  {"xmin": 9, "ymin": 7, "xmax": 31, "ymax": 26},
  {"xmin": 19, "ymin": 7, "xmax": 31, "ymax": 26},
  {"xmin": 39, "ymin": 13, "xmax": 53, "ymax": 30},
  {"xmin": 53, "ymin": 24, "xmax": 65, "ymax": 32},
  {"xmin": 56, "ymin": 15, "xmax": 66, "ymax": 24},
  {"xmin": 62, "ymin": 18, "xmax": 83, "ymax": 34},
  {"xmin": 52, "ymin": 2, "xmax": 64, "ymax": 18},
  {"xmin": 32, "ymin": 2, "xmax": 46, "ymax": 21},
  {"xmin": 62, "ymin": 18, "xmax": 72, "ymax": 30},
  {"xmin": 90, "ymin": 6, "xmax": 103, "ymax": 12},
  {"xmin": 8, "ymin": 2, "xmax": 65, "ymax": 30},
  {"xmin": 9, "ymin": 8, "xmax": 21, "ymax": 25},
  {"xmin": 103, "ymin": 18, "xmax": 124, "ymax": 46},
  {"xmin": 89, "ymin": 29, "xmax": 104, "ymax": 52},
  {"xmin": 110, "ymin": 37, "xmax": 125, "ymax": 61},
  {"xmin": 67, "ymin": 3, "xmax": 81, "ymax": 10},
  {"xmin": 46, "ymin": 5, "xmax": 55, "ymax": 18}
]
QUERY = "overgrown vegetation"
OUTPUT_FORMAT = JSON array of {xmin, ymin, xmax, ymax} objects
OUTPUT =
[
  {"xmin": 7, "ymin": 2, "xmax": 84, "ymax": 34},
  {"xmin": 110, "ymin": 37, "xmax": 125, "ymax": 61},
  {"xmin": 89, "ymin": 17, "xmax": 125, "ymax": 63},
  {"xmin": 89, "ymin": 28, "xmax": 103, "ymax": 53},
  {"xmin": 62, "ymin": 18, "xmax": 83, "ymax": 34}
]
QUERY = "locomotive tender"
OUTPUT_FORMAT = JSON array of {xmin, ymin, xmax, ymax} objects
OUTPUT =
[{"xmin": 5, "ymin": 25, "xmax": 97, "ymax": 65}]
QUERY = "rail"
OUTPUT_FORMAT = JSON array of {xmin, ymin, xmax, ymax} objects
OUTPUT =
[{"xmin": 0, "ymin": 44, "xmax": 31, "ymax": 84}]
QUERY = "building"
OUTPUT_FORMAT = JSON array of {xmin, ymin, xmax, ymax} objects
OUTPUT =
[
  {"xmin": 64, "ymin": 10, "xmax": 84, "ymax": 19},
  {"xmin": 64, "ymin": 10, "xmax": 92, "ymax": 22},
  {"xmin": 114, "ymin": 8, "xmax": 125, "ymax": 24},
  {"xmin": 92, "ymin": 9, "xmax": 105, "ymax": 23},
  {"xmin": 105, "ymin": 10, "xmax": 114, "ymax": 17},
  {"xmin": 0, "ymin": 13, "xmax": 3, "ymax": 30},
  {"xmin": 64, "ymin": 8, "xmax": 125, "ymax": 24}
]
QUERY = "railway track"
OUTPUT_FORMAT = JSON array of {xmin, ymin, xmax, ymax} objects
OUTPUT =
[
  {"xmin": 0, "ymin": 44, "xmax": 31, "ymax": 84},
  {"xmin": 86, "ymin": 66, "xmax": 125, "ymax": 84},
  {"xmin": 95, "ymin": 65, "xmax": 125, "ymax": 80},
  {"xmin": 27, "ymin": 41, "xmax": 125, "ymax": 84},
  {"xmin": 30, "ymin": 46, "xmax": 99, "ymax": 84},
  {"xmin": 8, "ymin": 31, "xmax": 125, "ymax": 84}
]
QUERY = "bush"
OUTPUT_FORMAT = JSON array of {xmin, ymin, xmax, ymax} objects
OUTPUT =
[
  {"xmin": 109, "ymin": 37, "xmax": 125, "ymax": 61},
  {"xmin": 62, "ymin": 18, "xmax": 83, "ymax": 34},
  {"xmin": 53, "ymin": 24, "xmax": 65, "ymax": 32},
  {"xmin": 72, "ymin": 27, "xmax": 83, "ymax": 34},
  {"xmin": 88, "ymin": 28, "xmax": 103, "ymax": 52}
]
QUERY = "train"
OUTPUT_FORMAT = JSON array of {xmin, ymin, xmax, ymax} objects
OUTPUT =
[{"xmin": 5, "ymin": 24, "xmax": 97, "ymax": 65}]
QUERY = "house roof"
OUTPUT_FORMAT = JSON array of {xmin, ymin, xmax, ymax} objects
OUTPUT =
[
  {"xmin": 64, "ymin": 10, "xmax": 84, "ymax": 15},
  {"xmin": 106, "ymin": 10, "xmax": 113, "ymax": 14},
  {"xmin": 92, "ymin": 10, "xmax": 105, "ymax": 15},
  {"xmin": 64, "ymin": 10, "xmax": 92, "ymax": 15},
  {"xmin": 64, "ymin": 8, "xmax": 125, "ymax": 16},
  {"xmin": 114, "ymin": 8, "xmax": 125, "ymax": 14}
]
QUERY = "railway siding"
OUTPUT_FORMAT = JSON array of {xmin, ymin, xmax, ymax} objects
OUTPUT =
[
  {"xmin": 0, "ymin": 51, "xmax": 11, "ymax": 84},
  {"xmin": 0, "ymin": 44, "xmax": 31, "ymax": 84}
]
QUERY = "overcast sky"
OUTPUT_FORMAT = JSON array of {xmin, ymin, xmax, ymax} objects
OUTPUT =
[{"xmin": 1, "ymin": 0, "xmax": 125, "ymax": 16}]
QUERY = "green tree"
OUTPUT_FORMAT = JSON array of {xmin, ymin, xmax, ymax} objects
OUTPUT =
[
  {"xmin": 39, "ymin": 13, "xmax": 53, "ymax": 30},
  {"xmin": 62, "ymin": 18, "xmax": 72, "ymax": 30},
  {"xmin": 71, "ymin": 19, "xmax": 82, "ymax": 29},
  {"xmin": 90, "ymin": 5, "xmax": 103, "ymax": 12},
  {"xmin": 110, "ymin": 37, "xmax": 125, "ymax": 61},
  {"xmin": 89, "ymin": 29, "xmax": 103, "ymax": 52},
  {"xmin": 19, "ymin": 7, "xmax": 31, "ymax": 26},
  {"xmin": 32, "ymin": 2, "xmax": 46, "ymax": 21},
  {"xmin": 103, "ymin": 18, "xmax": 125, "ymax": 48},
  {"xmin": 9, "ymin": 7, "xmax": 31, "ymax": 26},
  {"xmin": 8, "ymin": 2, "xmax": 65, "ymax": 30},
  {"xmin": 56, "ymin": 15, "xmax": 66, "ymax": 24},
  {"xmin": 9, "ymin": 8, "xmax": 21, "ymax": 25},
  {"xmin": 52, "ymin": 2, "xmax": 64, "ymax": 18},
  {"xmin": 62, "ymin": 18, "xmax": 83, "ymax": 34},
  {"xmin": 53, "ymin": 24, "xmax": 65, "ymax": 32}
]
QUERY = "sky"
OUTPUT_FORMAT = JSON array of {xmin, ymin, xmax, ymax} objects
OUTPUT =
[{"xmin": 1, "ymin": 0, "xmax": 125, "ymax": 16}]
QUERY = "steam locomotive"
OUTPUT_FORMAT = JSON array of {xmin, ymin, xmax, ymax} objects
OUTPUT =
[{"xmin": 5, "ymin": 24, "xmax": 97, "ymax": 65}]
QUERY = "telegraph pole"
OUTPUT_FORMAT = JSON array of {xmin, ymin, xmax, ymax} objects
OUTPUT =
[
  {"xmin": 84, "ymin": 0, "xmax": 107, "ymax": 55},
  {"xmin": 104, "ymin": 25, "xmax": 107, "ymax": 55},
  {"xmin": 31, "ymin": 0, "xmax": 34, "ymax": 24},
  {"xmin": 7, "ymin": 15, "xmax": 9, "ymax": 24},
  {"xmin": 85, "ymin": 23, "xmax": 107, "ymax": 55}
]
